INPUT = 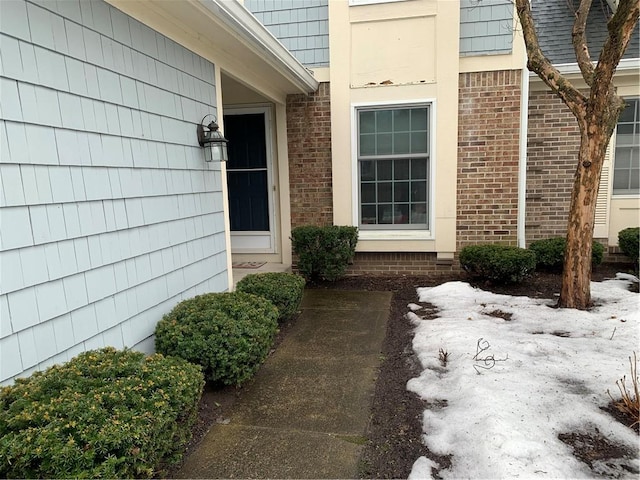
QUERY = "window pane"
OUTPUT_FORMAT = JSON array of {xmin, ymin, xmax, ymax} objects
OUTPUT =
[
  {"xmin": 361, "ymin": 160, "xmax": 375, "ymax": 181},
  {"xmin": 630, "ymin": 169, "xmax": 639, "ymax": 190},
  {"xmin": 394, "ymin": 132, "xmax": 410, "ymax": 154},
  {"xmin": 377, "ymin": 133, "xmax": 392, "ymax": 155},
  {"xmin": 616, "ymin": 149, "xmax": 631, "ymax": 168},
  {"xmin": 412, "ymin": 180, "xmax": 427, "ymax": 201},
  {"xmin": 631, "ymin": 148, "xmax": 639, "ymax": 167},
  {"xmin": 411, "ymin": 159, "xmax": 427, "ymax": 179},
  {"xmin": 619, "ymin": 101, "xmax": 636, "ymax": 123},
  {"xmin": 378, "ymin": 204, "xmax": 393, "ymax": 224},
  {"xmin": 378, "ymin": 160, "xmax": 392, "ymax": 180},
  {"xmin": 361, "ymin": 205, "xmax": 376, "ymax": 224},
  {"xmin": 618, "ymin": 124, "xmax": 635, "ymax": 136},
  {"xmin": 394, "ymin": 109, "xmax": 410, "ymax": 131},
  {"xmin": 411, "ymin": 108, "xmax": 427, "ymax": 130},
  {"xmin": 378, "ymin": 182, "xmax": 392, "ymax": 202},
  {"xmin": 360, "ymin": 111, "xmax": 376, "ymax": 134},
  {"xmin": 411, "ymin": 132, "xmax": 428, "ymax": 153},
  {"xmin": 377, "ymin": 110, "xmax": 392, "ymax": 132},
  {"xmin": 361, "ymin": 183, "xmax": 376, "ymax": 203},
  {"xmin": 395, "ymin": 204, "xmax": 409, "ymax": 224},
  {"xmin": 613, "ymin": 170, "xmax": 630, "ymax": 190},
  {"xmin": 360, "ymin": 134, "xmax": 376, "ymax": 155},
  {"xmin": 395, "ymin": 159, "xmax": 409, "ymax": 180},
  {"xmin": 395, "ymin": 182, "xmax": 409, "ymax": 202},
  {"xmin": 629, "ymin": 168, "xmax": 640, "ymax": 190},
  {"xmin": 411, "ymin": 203, "xmax": 427, "ymax": 223}
]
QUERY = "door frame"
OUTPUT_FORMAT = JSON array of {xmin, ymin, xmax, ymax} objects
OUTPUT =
[{"xmin": 224, "ymin": 105, "xmax": 277, "ymax": 254}]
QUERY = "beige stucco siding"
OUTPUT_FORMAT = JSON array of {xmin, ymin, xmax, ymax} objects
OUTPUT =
[{"xmin": 329, "ymin": 0, "xmax": 460, "ymax": 254}]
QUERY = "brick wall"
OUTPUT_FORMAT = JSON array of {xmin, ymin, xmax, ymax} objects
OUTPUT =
[
  {"xmin": 457, "ymin": 70, "xmax": 522, "ymax": 247},
  {"xmin": 286, "ymin": 82, "xmax": 333, "ymax": 228},
  {"xmin": 525, "ymin": 90, "xmax": 578, "ymax": 243},
  {"xmin": 346, "ymin": 252, "xmax": 457, "ymax": 277}
]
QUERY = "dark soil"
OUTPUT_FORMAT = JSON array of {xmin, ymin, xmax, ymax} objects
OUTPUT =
[{"xmin": 174, "ymin": 263, "xmax": 638, "ymax": 479}]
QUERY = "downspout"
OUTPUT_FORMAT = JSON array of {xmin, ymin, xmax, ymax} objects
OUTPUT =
[{"xmin": 517, "ymin": 56, "xmax": 530, "ymax": 248}]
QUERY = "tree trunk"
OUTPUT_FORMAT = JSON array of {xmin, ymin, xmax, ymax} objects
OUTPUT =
[{"xmin": 559, "ymin": 129, "xmax": 601, "ymax": 309}]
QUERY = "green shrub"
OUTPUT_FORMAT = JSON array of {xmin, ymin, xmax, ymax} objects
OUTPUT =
[
  {"xmin": 291, "ymin": 225, "xmax": 358, "ymax": 281},
  {"xmin": 155, "ymin": 292, "xmax": 278, "ymax": 386},
  {"xmin": 529, "ymin": 237, "xmax": 604, "ymax": 271},
  {"xmin": 618, "ymin": 227, "xmax": 639, "ymax": 267},
  {"xmin": 236, "ymin": 272, "xmax": 305, "ymax": 322},
  {"xmin": 0, "ymin": 348, "xmax": 203, "ymax": 479},
  {"xmin": 459, "ymin": 244, "xmax": 536, "ymax": 284}
]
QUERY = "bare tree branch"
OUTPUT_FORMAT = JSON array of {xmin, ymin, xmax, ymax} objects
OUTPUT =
[
  {"xmin": 594, "ymin": 0, "xmax": 640, "ymax": 90},
  {"xmin": 515, "ymin": 0, "xmax": 587, "ymax": 119},
  {"xmin": 572, "ymin": 0, "xmax": 595, "ymax": 85}
]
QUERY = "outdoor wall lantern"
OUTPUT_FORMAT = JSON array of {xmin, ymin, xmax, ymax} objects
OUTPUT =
[{"xmin": 197, "ymin": 115, "xmax": 228, "ymax": 162}]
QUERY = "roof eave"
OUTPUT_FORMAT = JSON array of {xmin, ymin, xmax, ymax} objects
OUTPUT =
[
  {"xmin": 528, "ymin": 57, "xmax": 640, "ymax": 77},
  {"xmin": 198, "ymin": 0, "xmax": 319, "ymax": 94}
]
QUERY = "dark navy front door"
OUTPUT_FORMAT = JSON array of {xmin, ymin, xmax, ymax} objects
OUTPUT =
[{"xmin": 225, "ymin": 113, "xmax": 270, "ymax": 232}]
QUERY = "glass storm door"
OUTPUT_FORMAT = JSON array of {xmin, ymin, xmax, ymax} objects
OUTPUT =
[{"xmin": 224, "ymin": 109, "xmax": 275, "ymax": 252}]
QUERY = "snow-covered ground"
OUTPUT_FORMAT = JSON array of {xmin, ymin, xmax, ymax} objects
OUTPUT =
[{"xmin": 407, "ymin": 274, "xmax": 639, "ymax": 479}]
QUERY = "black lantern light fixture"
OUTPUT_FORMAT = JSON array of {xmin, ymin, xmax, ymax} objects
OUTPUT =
[{"xmin": 197, "ymin": 115, "xmax": 228, "ymax": 162}]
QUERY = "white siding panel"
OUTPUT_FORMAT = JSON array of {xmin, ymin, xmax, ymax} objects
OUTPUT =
[
  {"xmin": 63, "ymin": 273, "xmax": 89, "ymax": 311},
  {"xmin": 0, "ymin": 335, "xmax": 23, "ymax": 379},
  {"xmin": 1, "ymin": 207, "xmax": 33, "ymax": 249},
  {"xmin": 7, "ymin": 287, "xmax": 39, "ymax": 332},
  {"xmin": 1, "ymin": 78, "xmax": 23, "ymax": 122},
  {"xmin": 1, "ymin": 0, "xmax": 226, "ymax": 385},
  {"xmin": 0, "ymin": 295, "xmax": 12, "ymax": 338},
  {"xmin": 0, "ymin": 0, "xmax": 31, "ymax": 42}
]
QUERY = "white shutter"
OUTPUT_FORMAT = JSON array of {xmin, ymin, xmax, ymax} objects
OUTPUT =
[{"xmin": 593, "ymin": 136, "xmax": 613, "ymax": 238}]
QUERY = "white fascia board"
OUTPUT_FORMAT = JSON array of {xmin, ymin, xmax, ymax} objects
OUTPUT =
[
  {"xmin": 198, "ymin": 0, "xmax": 319, "ymax": 94},
  {"xmin": 528, "ymin": 58, "xmax": 640, "ymax": 77}
]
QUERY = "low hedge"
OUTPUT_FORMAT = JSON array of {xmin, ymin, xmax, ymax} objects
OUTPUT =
[
  {"xmin": 291, "ymin": 225, "xmax": 358, "ymax": 281},
  {"xmin": 459, "ymin": 244, "xmax": 536, "ymax": 284},
  {"xmin": 618, "ymin": 227, "xmax": 639, "ymax": 268},
  {"xmin": 0, "ymin": 348, "xmax": 204, "ymax": 479},
  {"xmin": 235, "ymin": 272, "xmax": 305, "ymax": 322},
  {"xmin": 155, "ymin": 292, "xmax": 278, "ymax": 386},
  {"xmin": 528, "ymin": 236, "xmax": 604, "ymax": 271}
]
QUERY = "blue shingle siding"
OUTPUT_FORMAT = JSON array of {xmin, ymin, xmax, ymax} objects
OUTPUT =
[
  {"xmin": 460, "ymin": 0, "xmax": 513, "ymax": 56},
  {"xmin": 531, "ymin": 0, "xmax": 639, "ymax": 65},
  {"xmin": 0, "ymin": 0, "xmax": 229, "ymax": 384},
  {"xmin": 245, "ymin": 0, "xmax": 329, "ymax": 67}
]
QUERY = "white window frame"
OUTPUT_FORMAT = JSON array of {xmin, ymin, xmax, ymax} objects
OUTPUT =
[
  {"xmin": 351, "ymin": 99, "xmax": 436, "ymax": 241},
  {"xmin": 612, "ymin": 97, "xmax": 640, "ymax": 197}
]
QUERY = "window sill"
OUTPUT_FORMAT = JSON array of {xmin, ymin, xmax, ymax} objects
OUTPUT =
[{"xmin": 358, "ymin": 229, "xmax": 433, "ymax": 241}]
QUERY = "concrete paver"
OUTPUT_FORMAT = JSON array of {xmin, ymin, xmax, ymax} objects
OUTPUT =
[{"xmin": 176, "ymin": 289, "xmax": 392, "ymax": 479}]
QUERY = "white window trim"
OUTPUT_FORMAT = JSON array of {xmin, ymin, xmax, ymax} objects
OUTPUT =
[
  {"xmin": 349, "ymin": 0, "xmax": 409, "ymax": 5},
  {"xmin": 350, "ymin": 99, "xmax": 437, "ymax": 241}
]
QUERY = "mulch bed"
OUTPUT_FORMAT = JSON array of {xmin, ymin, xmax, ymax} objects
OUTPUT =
[{"xmin": 172, "ymin": 263, "xmax": 638, "ymax": 479}]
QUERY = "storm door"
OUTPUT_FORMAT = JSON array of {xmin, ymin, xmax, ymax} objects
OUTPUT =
[{"xmin": 224, "ymin": 107, "xmax": 275, "ymax": 252}]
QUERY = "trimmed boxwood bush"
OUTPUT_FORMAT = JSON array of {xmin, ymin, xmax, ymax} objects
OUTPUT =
[
  {"xmin": 618, "ymin": 227, "xmax": 639, "ymax": 268},
  {"xmin": 459, "ymin": 244, "xmax": 536, "ymax": 284},
  {"xmin": 291, "ymin": 225, "xmax": 358, "ymax": 281},
  {"xmin": 155, "ymin": 291, "xmax": 278, "ymax": 386},
  {"xmin": 0, "ymin": 347, "xmax": 203, "ymax": 479},
  {"xmin": 235, "ymin": 272, "xmax": 305, "ymax": 322},
  {"xmin": 529, "ymin": 237, "xmax": 604, "ymax": 271}
]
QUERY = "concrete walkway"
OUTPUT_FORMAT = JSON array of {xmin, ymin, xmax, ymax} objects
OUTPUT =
[{"xmin": 176, "ymin": 289, "xmax": 392, "ymax": 479}]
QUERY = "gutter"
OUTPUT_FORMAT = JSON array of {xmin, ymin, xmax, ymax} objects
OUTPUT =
[
  {"xmin": 529, "ymin": 58, "xmax": 640, "ymax": 77},
  {"xmin": 197, "ymin": 0, "xmax": 319, "ymax": 94},
  {"xmin": 518, "ymin": 55, "xmax": 530, "ymax": 248}
]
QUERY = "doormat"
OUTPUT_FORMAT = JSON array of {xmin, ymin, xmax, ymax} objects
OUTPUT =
[{"xmin": 232, "ymin": 262, "xmax": 266, "ymax": 269}]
